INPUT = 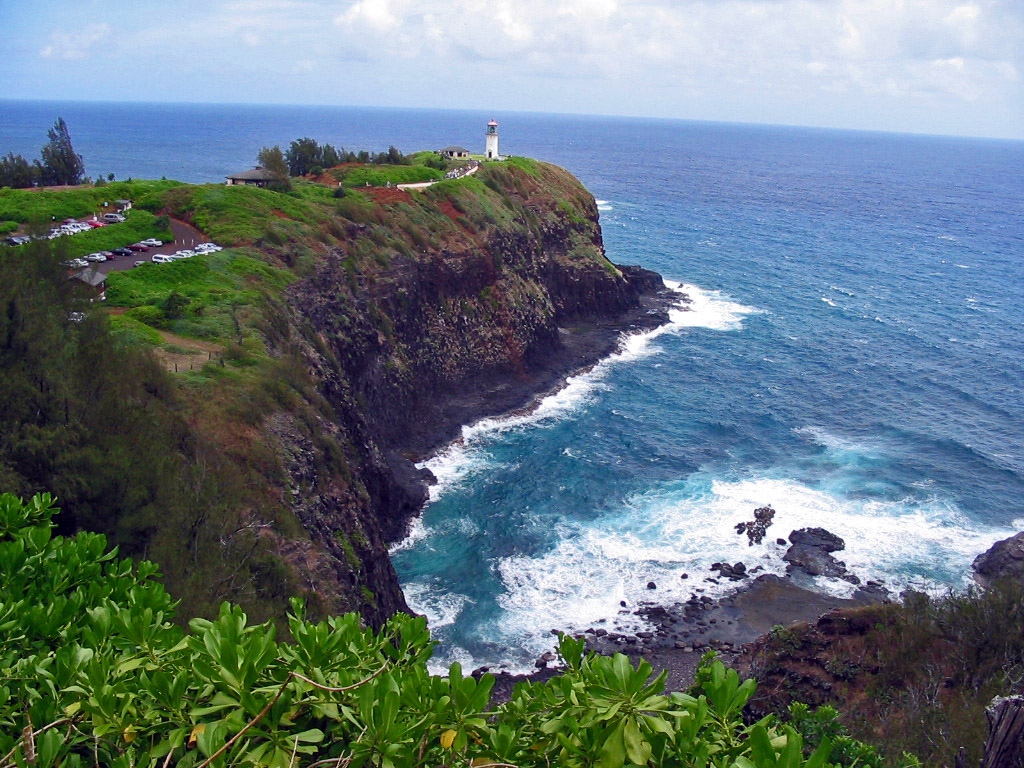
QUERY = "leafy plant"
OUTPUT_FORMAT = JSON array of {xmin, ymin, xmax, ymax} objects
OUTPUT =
[{"xmin": 0, "ymin": 491, "xmax": 895, "ymax": 768}]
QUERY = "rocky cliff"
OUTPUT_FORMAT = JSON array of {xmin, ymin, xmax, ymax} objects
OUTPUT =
[{"xmin": 179, "ymin": 159, "xmax": 672, "ymax": 626}]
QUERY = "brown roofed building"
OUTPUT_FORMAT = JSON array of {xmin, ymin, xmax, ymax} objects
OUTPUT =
[{"xmin": 225, "ymin": 167, "xmax": 278, "ymax": 187}]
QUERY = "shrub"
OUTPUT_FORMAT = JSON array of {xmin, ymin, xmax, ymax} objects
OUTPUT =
[{"xmin": 0, "ymin": 491, "xmax": 871, "ymax": 768}]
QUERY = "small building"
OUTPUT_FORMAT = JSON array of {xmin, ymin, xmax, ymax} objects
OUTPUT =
[
  {"xmin": 225, "ymin": 167, "xmax": 278, "ymax": 187},
  {"xmin": 485, "ymin": 120, "xmax": 499, "ymax": 160},
  {"xmin": 438, "ymin": 146, "xmax": 471, "ymax": 160},
  {"xmin": 71, "ymin": 267, "xmax": 106, "ymax": 302},
  {"xmin": 113, "ymin": 199, "xmax": 132, "ymax": 212}
]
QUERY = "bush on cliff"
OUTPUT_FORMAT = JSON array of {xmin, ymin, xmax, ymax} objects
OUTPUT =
[
  {"xmin": 1, "ymin": 491, "xmax": 903, "ymax": 768},
  {"xmin": 745, "ymin": 584, "xmax": 1024, "ymax": 767}
]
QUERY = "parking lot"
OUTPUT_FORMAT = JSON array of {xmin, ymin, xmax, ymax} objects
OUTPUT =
[{"xmin": 92, "ymin": 218, "xmax": 211, "ymax": 275}]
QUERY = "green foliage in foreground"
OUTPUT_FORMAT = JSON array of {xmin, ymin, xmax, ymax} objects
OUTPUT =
[{"xmin": 1, "ymin": 493, "xmax": 908, "ymax": 768}]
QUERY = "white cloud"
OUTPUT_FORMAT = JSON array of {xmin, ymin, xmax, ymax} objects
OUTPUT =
[
  {"xmin": 18, "ymin": 0, "xmax": 1020, "ymax": 136},
  {"xmin": 39, "ymin": 23, "xmax": 110, "ymax": 60},
  {"xmin": 339, "ymin": 0, "xmax": 401, "ymax": 30}
]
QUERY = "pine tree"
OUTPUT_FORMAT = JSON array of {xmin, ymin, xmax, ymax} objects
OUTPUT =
[
  {"xmin": 0, "ymin": 153, "xmax": 36, "ymax": 188},
  {"xmin": 36, "ymin": 117, "xmax": 85, "ymax": 186}
]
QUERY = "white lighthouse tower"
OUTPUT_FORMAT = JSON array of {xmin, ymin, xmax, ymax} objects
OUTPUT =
[{"xmin": 485, "ymin": 119, "xmax": 499, "ymax": 160}]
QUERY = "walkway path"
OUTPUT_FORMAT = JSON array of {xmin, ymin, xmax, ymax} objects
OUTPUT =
[{"xmin": 397, "ymin": 162, "xmax": 479, "ymax": 191}]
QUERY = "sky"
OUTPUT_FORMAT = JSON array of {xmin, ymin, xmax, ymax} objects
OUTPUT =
[{"xmin": 1, "ymin": 0, "xmax": 1021, "ymax": 139}]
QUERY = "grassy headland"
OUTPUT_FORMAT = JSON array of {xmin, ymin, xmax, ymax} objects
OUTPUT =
[{"xmin": 0, "ymin": 154, "xmax": 624, "ymax": 628}]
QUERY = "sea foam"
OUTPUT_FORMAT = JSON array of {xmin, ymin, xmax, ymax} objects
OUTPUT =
[
  {"xmin": 411, "ymin": 282, "xmax": 758, "ymax": 507},
  {"xmin": 486, "ymin": 473, "xmax": 1018, "ymax": 665}
]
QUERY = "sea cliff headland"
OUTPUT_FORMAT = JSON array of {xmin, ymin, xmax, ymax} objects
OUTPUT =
[{"xmin": 0, "ymin": 155, "xmax": 675, "ymax": 627}]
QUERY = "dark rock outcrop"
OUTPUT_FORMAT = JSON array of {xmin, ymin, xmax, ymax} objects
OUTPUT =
[
  {"xmin": 783, "ymin": 527, "xmax": 850, "ymax": 579},
  {"xmin": 973, "ymin": 532, "xmax": 1024, "ymax": 587},
  {"xmin": 735, "ymin": 506, "xmax": 776, "ymax": 545}
]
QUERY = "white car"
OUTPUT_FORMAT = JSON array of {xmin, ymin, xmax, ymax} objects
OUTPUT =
[
  {"xmin": 196, "ymin": 243, "xmax": 222, "ymax": 252},
  {"xmin": 139, "ymin": 238, "xmax": 163, "ymax": 247},
  {"xmin": 151, "ymin": 254, "xmax": 175, "ymax": 264},
  {"xmin": 85, "ymin": 252, "xmax": 107, "ymax": 262},
  {"xmin": 174, "ymin": 250, "xmax": 194, "ymax": 258}
]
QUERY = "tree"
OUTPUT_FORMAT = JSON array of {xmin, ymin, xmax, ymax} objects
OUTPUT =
[
  {"xmin": 321, "ymin": 143, "xmax": 341, "ymax": 169},
  {"xmin": 385, "ymin": 145, "xmax": 406, "ymax": 165},
  {"xmin": 257, "ymin": 145, "xmax": 290, "ymax": 189},
  {"xmin": 36, "ymin": 117, "xmax": 84, "ymax": 186},
  {"xmin": 0, "ymin": 153, "xmax": 35, "ymax": 188},
  {"xmin": 285, "ymin": 137, "xmax": 321, "ymax": 176}
]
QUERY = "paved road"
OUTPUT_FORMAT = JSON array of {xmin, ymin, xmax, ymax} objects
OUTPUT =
[{"xmin": 96, "ymin": 218, "xmax": 209, "ymax": 275}]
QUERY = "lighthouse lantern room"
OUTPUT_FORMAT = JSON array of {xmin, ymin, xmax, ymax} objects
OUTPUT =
[{"xmin": 485, "ymin": 119, "xmax": 499, "ymax": 160}]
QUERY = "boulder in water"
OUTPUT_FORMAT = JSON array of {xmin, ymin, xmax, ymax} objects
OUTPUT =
[
  {"xmin": 784, "ymin": 527, "xmax": 850, "ymax": 579},
  {"xmin": 973, "ymin": 532, "xmax": 1024, "ymax": 587}
]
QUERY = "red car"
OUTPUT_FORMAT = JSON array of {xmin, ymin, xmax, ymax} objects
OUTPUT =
[
  {"xmin": 128, "ymin": 243, "xmax": 149, "ymax": 252},
  {"xmin": 87, "ymin": 220, "xmax": 106, "ymax": 228}
]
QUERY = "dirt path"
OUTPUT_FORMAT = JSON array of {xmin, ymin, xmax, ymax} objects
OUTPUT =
[{"xmin": 152, "ymin": 330, "xmax": 224, "ymax": 372}]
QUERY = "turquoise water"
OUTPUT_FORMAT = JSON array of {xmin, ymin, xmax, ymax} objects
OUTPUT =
[{"xmin": 2, "ymin": 101, "xmax": 1022, "ymax": 672}]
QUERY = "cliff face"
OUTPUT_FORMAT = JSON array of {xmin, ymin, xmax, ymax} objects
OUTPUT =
[{"xmin": 260, "ymin": 160, "xmax": 668, "ymax": 624}]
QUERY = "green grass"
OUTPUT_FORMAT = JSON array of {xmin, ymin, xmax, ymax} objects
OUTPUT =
[
  {"xmin": 105, "ymin": 249, "xmax": 295, "ymax": 342},
  {"xmin": 107, "ymin": 313, "xmax": 164, "ymax": 345},
  {"xmin": 333, "ymin": 164, "xmax": 443, "ymax": 188},
  {"xmin": 504, "ymin": 156, "xmax": 541, "ymax": 177},
  {"xmin": 163, "ymin": 184, "xmax": 331, "ymax": 246},
  {"xmin": 407, "ymin": 150, "xmax": 441, "ymax": 165},
  {"xmin": 0, "ymin": 179, "xmax": 182, "ymax": 223}
]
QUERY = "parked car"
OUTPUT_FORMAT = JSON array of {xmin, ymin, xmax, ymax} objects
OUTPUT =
[
  {"xmin": 102, "ymin": 213, "xmax": 126, "ymax": 223},
  {"xmin": 128, "ymin": 243, "xmax": 149, "ymax": 252},
  {"xmin": 174, "ymin": 250, "xmax": 195, "ymax": 258},
  {"xmin": 151, "ymin": 254, "xmax": 175, "ymax": 264},
  {"xmin": 85, "ymin": 252, "xmax": 107, "ymax": 262},
  {"xmin": 68, "ymin": 258, "xmax": 89, "ymax": 268},
  {"xmin": 4, "ymin": 236, "xmax": 30, "ymax": 246},
  {"xmin": 111, "ymin": 247, "xmax": 133, "ymax": 257},
  {"xmin": 87, "ymin": 220, "xmax": 106, "ymax": 228},
  {"xmin": 139, "ymin": 238, "xmax": 163, "ymax": 247}
]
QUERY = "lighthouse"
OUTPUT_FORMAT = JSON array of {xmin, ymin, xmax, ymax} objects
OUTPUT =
[{"xmin": 485, "ymin": 119, "xmax": 499, "ymax": 160}]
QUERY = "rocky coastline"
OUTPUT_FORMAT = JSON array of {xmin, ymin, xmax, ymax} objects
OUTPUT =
[
  {"xmin": 485, "ymin": 517, "xmax": 897, "ymax": 698},
  {"xmin": 487, "ymin": 523, "xmax": 1024, "ymax": 700}
]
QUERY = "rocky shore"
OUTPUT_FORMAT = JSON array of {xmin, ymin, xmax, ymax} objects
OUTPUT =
[
  {"xmin": 485, "ymin": 519, "xmax": 894, "ymax": 699},
  {"xmin": 487, "ymin": 526, "xmax": 1024, "ymax": 702}
]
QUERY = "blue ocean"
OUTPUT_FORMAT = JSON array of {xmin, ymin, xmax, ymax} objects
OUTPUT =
[{"xmin": 3, "ymin": 100, "xmax": 1023, "ymax": 672}]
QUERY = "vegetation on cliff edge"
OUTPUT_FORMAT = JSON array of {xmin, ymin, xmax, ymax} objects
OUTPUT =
[
  {"xmin": 743, "ymin": 583, "xmax": 1024, "ymax": 767},
  {"xmin": 0, "ymin": 492, "xmax": 911, "ymax": 768}
]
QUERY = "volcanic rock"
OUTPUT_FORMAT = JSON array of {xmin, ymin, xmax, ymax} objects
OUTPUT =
[
  {"xmin": 973, "ymin": 532, "xmax": 1024, "ymax": 586},
  {"xmin": 783, "ymin": 527, "xmax": 850, "ymax": 579}
]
